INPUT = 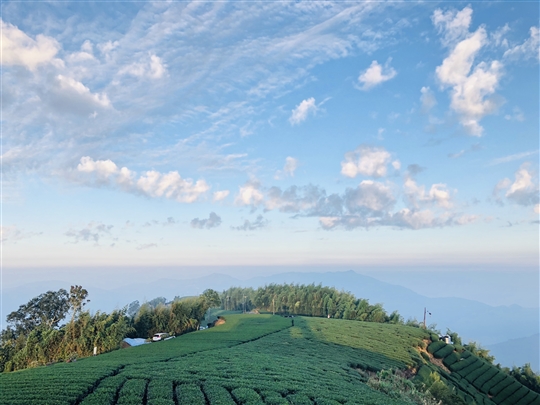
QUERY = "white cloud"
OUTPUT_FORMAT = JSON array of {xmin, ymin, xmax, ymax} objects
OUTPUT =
[
  {"xmin": 505, "ymin": 163, "xmax": 539, "ymax": 206},
  {"xmin": 504, "ymin": 26, "xmax": 540, "ymax": 61},
  {"xmin": 51, "ymin": 75, "xmax": 112, "ymax": 116},
  {"xmin": 534, "ymin": 204, "xmax": 540, "ymax": 214},
  {"xmin": 404, "ymin": 177, "xmax": 453, "ymax": 209},
  {"xmin": 504, "ymin": 107, "xmax": 525, "ymax": 122},
  {"xmin": 420, "ymin": 86, "xmax": 437, "ymax": 113},
  {"xmin": 289, "ymin": 98, "xmax": 318, "ymax": 125},
  {"xmin": 137, "ymin": 171, "xmax": 208, "ymax": 202},
  {"xmin": 344, "ymin": 180, "xmax": 395, "ymax": 212},
  {"xmin": 265, "ymin": 184, "xmax": 328, "ymax": 213},
  {"xmin": 435, "ymin": 10, "xmax": 503, "ymax": 136},
  {"xmin": 341, "ymin": 145, "xmax": 392, "ymax": 178},
  {"xmin": 234, "ymin": 180, "xmax": 264, "ymax": 208},
  {"xmin": 357, "ymin": 59, "xmax": 397, "ymax": 90},
  {"xmin": 119, "ymin": 54, "xmax": 168, "ymax": 79},
  {"xmin": 275, "ymin": 157, "xmax": 299, "ymax": 179},
  {"xmin": 191, "ymin": 212, "xmax": 222, "ymax": 229},
  {"xmin": 0, "ymin": 19, "xmax": 60, "ymax": 71},
  {"xmin": 284, "ymin": 157, "xmax": 299, "ymax": 176},
  {"xmin": 213, "ymin": 190, "xmax": 230, "ymax": 202},
  {"xmin": 432, "ymin": 6, "xmax": 473, "ymax": 46},
  {"xmin": 97, "ymin": 40, "xmax": 119, "ymax": 54},
  {"xmin": 77, "ymin": 156, "xmax": 209, "ymax": 203}
]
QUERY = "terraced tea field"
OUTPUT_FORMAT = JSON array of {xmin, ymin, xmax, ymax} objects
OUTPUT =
[{"xmin": 1, "ymin": 315, "xmax": 538, "ymax": 405}]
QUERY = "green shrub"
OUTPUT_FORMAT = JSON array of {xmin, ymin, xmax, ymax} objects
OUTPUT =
[
  {"xmin": 457, "ymin": 359, "xmax": 483, "ymax": 378},
  {"xmin": 480, "ymin": 371, "xmax": 508, "ymax": 393},
  {"xmin": 287, "ymin": 393, "xmax": 313, "ymax": 405},
  {"xmin": 500, "ymin": 385, "xmax": 529, "ymax": 405},
  {"xmin": 488, "ymin": 377, "xmax": 515, "ymax": 396},
  {"xmin": 450, "ymin": 355, "xmax": 478, "ymax": 372},
  {"xmin": 471, "ymin": 367, "xmax": 499, "ymax": 390},
  {"xmin": 428, "ymin": 341, "xmax": 445, "ymax": 354},
  {"xmin": 231, "ymin": 387, "xmax": 263, "ymax": 404},
  {"xmin": 516, "ymin": 390, "xmax": 540, "ymax": 405},
  {"xmin": 492, "ymin": 380, "xmax": 521, "ymax": 402},
  {"xmin": 443, "ymin": 351, "xmax": 460, "ymax": 367},
  {"xmin": 421, "ymin": 352, "xmax": 430, "ymax": 362},
  {"xmin": 464, "ymin": 363, "xmax": 491, "ymax": 384},
  {"xmin": 203, "ymin": 383, "xmax": 236, "ymax": 405},
  {"xmin": 176, "ymin": 384, "xmax": 205, "ymax": 405},
  {"xmin": 434, "ymin": 344, "xmax": 454, "ymax": 359}
]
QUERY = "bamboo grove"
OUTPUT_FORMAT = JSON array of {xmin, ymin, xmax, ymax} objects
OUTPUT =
[{"xmin": 220, "ymin": 284, "xmax": 404, "ymax": 324}]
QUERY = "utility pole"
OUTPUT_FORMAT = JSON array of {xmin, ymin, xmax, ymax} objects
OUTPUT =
[
  {"xmin": 423, "ymin": 307, "xmax": 431, "ymax": 329},
  {"xmin": 272, "ymin": 298, "xmax": 275, "ymax": 315},
  {"xmin": 227, "ymin": 296, "xmax": 230, "ymax": 311},
  {"xmin": 243, "ymin": 296, "xmax": 246, "ymax": 314}
]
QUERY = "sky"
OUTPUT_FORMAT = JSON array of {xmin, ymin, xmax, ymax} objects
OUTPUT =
[{"xmin": 1, "ymin": 1, "xmax": 539, "ymax": 298}]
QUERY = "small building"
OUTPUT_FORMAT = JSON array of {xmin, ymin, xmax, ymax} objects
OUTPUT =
[{"xmin": 439, "ymin": 335, "xmax": 451, "ymax": 344}]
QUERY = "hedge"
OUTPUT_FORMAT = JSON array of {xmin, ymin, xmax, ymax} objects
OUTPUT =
[
  {"xmin": 176, "ymin": 384, "xmax": 205, "ymax": 405},
  {"xmin": 428, "ymin": 341, "xmax": 446, "ymax": 354},
  {"xmin": 492, "ymin": 380, "xmax": 522, "ymax": 403},
  {"xmin": 443, "ymin": 351, "xmax": 461, "ymax": 367},
  {"xmin": 500, "ymin": 385, "xmax": 529, "ymax": 405},
  {"xmin": 518, "ymin": 390, "xmax": 540, "ymax": 405},
  {"xmin": 480, "ymin": 372, "xmax": 508, "ymax": 393},
  {"xmin": 471, "ymin": 367, "xmax": 500, "ymax": 390},
  {"xmin": 450, "ymin": 356, "xmax": 480, "ymax": 376},
  {"xmin": 434, "ymin": 344, "xmax": 455, "ymax": 359},
  {"xmin": 488, "ymin": 377, "xmax": 515, "ymax": 396},
  {"xmin": 457, "ymin": 360, "xmax": 484, "ymax": 380},
  {"xmin": 465, "ymin": 363, "xmax": 491, "ymax": 384}
]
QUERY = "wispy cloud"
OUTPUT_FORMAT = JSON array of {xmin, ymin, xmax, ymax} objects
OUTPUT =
[
  {"xmin": 488, "ymin": 150, "xmax": 539, "ymax": 166},
  {"xmin": 65, "ymin": 222, "xmax": 113, "ymax": 245},
  {"xmin": 232, "ymin": 215, "xmax": 268, "ymax": 231}
]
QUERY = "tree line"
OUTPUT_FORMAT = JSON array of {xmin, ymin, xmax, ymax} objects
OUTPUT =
[
  {"xmin": 220, "ymin": 284, "xmax": 404, "ymax": 323},
  {"xmin": 0, "ymin": 287, "xmax": 220, "ymax": 373}
]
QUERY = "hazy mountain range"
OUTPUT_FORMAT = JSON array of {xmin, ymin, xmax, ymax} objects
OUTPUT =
[{"xmin": 3, "ymin": 271, "xmax": 538, "ymax": 371}]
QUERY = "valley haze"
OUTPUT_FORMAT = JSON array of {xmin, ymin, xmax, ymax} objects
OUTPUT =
[{"xmin": 3, "ymin": 269, "xmax": 539, "ymax": 372}]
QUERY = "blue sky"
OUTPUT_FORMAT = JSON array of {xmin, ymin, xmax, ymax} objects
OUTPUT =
[{"xmin": 1, "ymin": 1, "xmax": 539, "ymax": 289}]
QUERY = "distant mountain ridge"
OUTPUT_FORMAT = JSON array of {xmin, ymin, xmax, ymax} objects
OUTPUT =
[{"xmin": 3, "ymin": 270, "xmax": 538, "ymax": 370}]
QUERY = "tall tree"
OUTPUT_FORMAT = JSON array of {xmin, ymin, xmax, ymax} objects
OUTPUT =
[
  {"xmin": 7, "ymin": 289, "xmax": 70, "ymax": 334},
  {"xmin": 68, "ymin": 285, "xmax": 90, "ymax": 325}
]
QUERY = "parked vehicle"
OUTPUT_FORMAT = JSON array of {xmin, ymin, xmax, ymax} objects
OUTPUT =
[{"xmin": 152, "ymin": 333, "xmax": 169, "ymax": 342}]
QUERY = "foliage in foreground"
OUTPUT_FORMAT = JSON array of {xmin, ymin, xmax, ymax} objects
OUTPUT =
[
  {"xmin": 367, "ymin": 369, "xmax": 441, "ymax": 405},
  {"xmin": 0, "ymin": 288, "xmax": 221, "ymax": 372}
]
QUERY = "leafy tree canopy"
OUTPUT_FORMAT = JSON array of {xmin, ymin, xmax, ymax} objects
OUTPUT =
[{"xmin": 6, "ymin": 289, "xmax": 70, "ymax": 334}]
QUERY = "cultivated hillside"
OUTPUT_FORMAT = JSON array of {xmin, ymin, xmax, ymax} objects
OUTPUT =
[{"xmin": 1, "ymin": 314, "xmax": 539, "ymax": 405}]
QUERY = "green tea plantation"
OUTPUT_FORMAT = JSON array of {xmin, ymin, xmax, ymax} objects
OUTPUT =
[{"xmin": 1, "ymin": 315, "xmax": 538, "ymax": 405}]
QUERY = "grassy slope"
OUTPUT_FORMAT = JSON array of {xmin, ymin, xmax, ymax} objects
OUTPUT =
[
  {"xmin": 10, "ymin": 314, "xmax": 538, "ymax": 405},
  {"xmin": 0, "ymin": 315, "xmax": 430, "ymax": 405}
]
